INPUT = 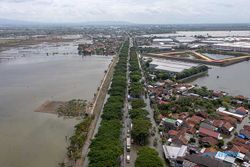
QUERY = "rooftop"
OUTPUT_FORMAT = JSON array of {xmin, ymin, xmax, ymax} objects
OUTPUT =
[
  {"xmin": 163, "ymin": 145, "xmax": 188, "ymax": 159},
  {"xmin": 199, "ymin": 127, "xmax": 221, "ymax": 139},
  {"xmin": 213, "ymin": 42, "xmax": 250, "ymax": 49},
  {"xmin": 150, "ymin": 58, "xmax": 198, "ymax": 73}
]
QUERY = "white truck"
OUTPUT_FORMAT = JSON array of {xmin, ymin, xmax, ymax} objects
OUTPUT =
[{"xmin": 126, "ymin": 137, "xmax": 131, "ymax": 151}]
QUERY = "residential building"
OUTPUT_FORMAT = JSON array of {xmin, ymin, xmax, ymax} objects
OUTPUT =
[{"xmin": 199, "ymin": 127, "xmax": 222, "ymax": 140}]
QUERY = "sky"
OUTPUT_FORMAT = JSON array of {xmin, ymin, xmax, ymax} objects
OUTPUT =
[{"xmin": 0, "ymin": 0, "xmax": 250, "ymax": 24}]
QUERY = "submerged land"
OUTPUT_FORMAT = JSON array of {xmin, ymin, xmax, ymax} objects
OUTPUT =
[{"xmin": 0, "ymin": 24, "xmax": 250, "ymax": 167}]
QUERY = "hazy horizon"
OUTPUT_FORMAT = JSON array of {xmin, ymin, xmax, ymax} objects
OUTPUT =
[{"xmin": 0, "ymin": 0, "xmax": 250, "ymax": 24}]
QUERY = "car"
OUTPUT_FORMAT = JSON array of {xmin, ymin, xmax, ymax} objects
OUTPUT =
[{"xmin": 126, "ymin": 154, "xmax": 130, "ymax": 163}]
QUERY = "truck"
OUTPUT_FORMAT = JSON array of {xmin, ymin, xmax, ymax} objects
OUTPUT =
[{"xmin": 126, "ymin": 137, "xmax": 131, "ymax": 151}]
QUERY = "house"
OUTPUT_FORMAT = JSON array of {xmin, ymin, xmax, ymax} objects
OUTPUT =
[
  {"xmin": 212, "ymin": 119, "xmax": 225, "ymax": 128},
  {"xmin": 221, "ymin": 122, "xmax": 234, "ymax": 135},
  {"xmin": 212, "ymin": 120, "xmax": 225, "ymax": 128},
  {"xmin": 200, "ymin": 122, "xmax": 217, "ymax": 131},
  {"xmin": 217, "ymin": 107, "xmax": 244, "ymax": 122},
  {"xmin": 222, "ymin": 117, "xmax": 237, "ymax": 127},
  {"xmin": 234, "ymin": 95, "xmax": 248, "ymax": 101},
  {"xmin": 196, "ymin": 111, "xmax": 208, "ymax": 119},
  {"xmin": 239, "ymin": 129, "xmax": 250, "ymax": 139},
  {"xmin": 168, "ymin": 130, "xmax": 178, "ymax": 138},
  {"xmin": 213, "ymin": 90, "xmax": 224, "ymax": 97},
  {"xmin": 187, "ymin": 115, "xmax": 204, "ymax": 126},
  {"xmin": 172, "ymin": 130, "xmax": 189, "ymax": 146},
  {"xmin": 215, "ymin": 151, "xmax": 236, "ymax": 166},
  {"xmin": 232, "ymin": 138, "xmax": 250, "ymax": 151},
  {"xmin": 163, "ymin": 145, "xmax": 188, "ymax": 166},
  {"xmin": 200, "ymin": 137, "xmax": 219, "ymax": 147},
  {"xmin": 184, "ymin": 154, "xmax": 234, "ymax": 167},
  {"xmin": 171, "ymin": 112, "xmax": 189, "ymax": 121},
  {"xmin": 235, "ymin": 107, "xmax": 248, "ymax": 116},
  {"xmin": 229, "ymin": 144, "xmax": 249, "ymax": 154},
  {"xmin": 162, "ymin": 118, "xmax": 183, "ymax": 131},
  {"xmin": 202, "ymin": 147, "xmax": 218, "ymax": 154},
  {"xmin": 243, "ymin": 125, "xmax": 250, "ymax": 131},
  {"xmin": 187, "ymin": 128, "xmax": 196, "ymax": 135},
  {"xmin": 199, "ymin": 127, "xmax": 222, "ymax": 140}
]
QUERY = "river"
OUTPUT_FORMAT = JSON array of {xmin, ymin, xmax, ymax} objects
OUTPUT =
[
  {"xmin": 192, "ymin": 61, "xmax": 250, "ymax": 98},
  {"xmin": 0, "ymin": 42, "xmax": 112, "ymax": 167}
]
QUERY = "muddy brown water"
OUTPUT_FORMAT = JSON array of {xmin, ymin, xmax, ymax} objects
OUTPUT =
[{"xmin": 0, "ymin": 42, "xmax": 112, "ymax": 167}]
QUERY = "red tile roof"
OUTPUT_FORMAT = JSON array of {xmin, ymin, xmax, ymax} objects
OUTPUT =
[
  {"xmin": 223, "ymin": 122, "xmax": 233, "ymax": 131},
  {"xmin": 236, "ymin": 107, "xmax": 248, "ymax": 114},
  {"xmin": 187, "ymin": 128, "xmax": 196, "ymax": 135},
  {"xmin": 234, "ymin": 95, "xmax": 248, "ymax": 100},
  {"xmin": 168, "ymin": 130, "xmax": 178, "ymax": 136},
  {"xmin": 230, "ymin": 144, "xmax": 249, "ymax": 154},
  {"xmin": 188, "ymin": 115, "xmax": 204, "ymax": 125},
  {"xmin": 201, "ymin": 137, "xmax": 219, "ymax": 146},
  {"xmin": 199, "ymin": 127, "xmax": 220, "ymax": 139},
  {"xmin": 222, "ymin": 116, "xmax": 237, "ymax": 126},
  {"xmin": 212, "ymin": 120, "xmax": 224, "ymax": 128},
  {"xmin": 204, "ymin": 147, "xmax": 218, "ymax": 153},
  {"xmin": 244, "ymin": 125, "xmax": 250, "ymax": 131}
]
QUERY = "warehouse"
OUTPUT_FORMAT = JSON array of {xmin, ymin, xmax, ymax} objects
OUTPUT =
[
  {"xmin": 212, "ymin": 42, "xmax": 250, "ymax": 53},
  {"xmin": 149, "ymin": 58, "xmax": 198, "ymax": 73}
]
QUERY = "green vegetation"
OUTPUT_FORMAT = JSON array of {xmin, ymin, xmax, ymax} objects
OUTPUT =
[
  {"xmin": 129, "ymin": 46, "xmax": 152, "ymax": 146},
  {"xmin": 132, "ymin": 118, "xmax": 151, "ymax": 145},
  {"xmin": 131, "ymin": 99, "xmax": 146, "ymax": 109},
  {"xmin": 135, "ymin": 147, "xmax": 164, "ymax": 167},
  {"xmin": 129, "ymin": 47, "xmax": 144, "ymax": 98},
  {"xmin": 129, "ymin": 108, "xmax": 148, "ymax": 119},
  {"xmin": 157, "ymin": 96, "xmax": 222, "ymax": 116},
  {"xmin": 155, "ymin": 71, "xmax": 171, "ymax": 80},
  {"xmin": 189, "ymin": 86, "xmax": 212, "ymax": 97},
  {"xmin": 56, "ymin": 99, "xmax": 87, "ymax": 117},
  {"xmin": 176, "ymin": 65, "xmax": 208, "ymax": 80},
  {"xmin": 67, "ymin": 116, "xmax": 93, "ymax": 161},
  {"xmin": 87, "ymin": 40, "xmax": 129, "ymax": 167},
  {"xmin": 138, "ymin": 47, "xmax": 161, "ymax": 53}
]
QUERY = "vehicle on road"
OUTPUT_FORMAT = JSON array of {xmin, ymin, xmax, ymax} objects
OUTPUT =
[
  {"xmin": 126, "ymin": 154, "xmax": 130, "ymax": 163},
  {"xmin": 126, "ymin": 137, "xmax": 131, "ymax": 151}
]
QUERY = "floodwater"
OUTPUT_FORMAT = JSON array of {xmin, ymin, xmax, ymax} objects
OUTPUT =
[
  {"xmin": 192, "ymin": 61, "xmax": 250, "ymax": 98},
  {"xmin": 142, "ymin": 30, "xmax": 250, "ymax": 38},
  {"xmin": 0, "ymin": 42, "xmax": 112, "ymax": 167},
  {"xmin": 203, "ymin": 53, "xmax": 234, "ymax": 60}
]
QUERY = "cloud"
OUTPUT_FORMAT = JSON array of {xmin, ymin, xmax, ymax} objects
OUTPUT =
[{"xmin": 0, "ymin": 0, "xmax": 249, "ymax": 24}]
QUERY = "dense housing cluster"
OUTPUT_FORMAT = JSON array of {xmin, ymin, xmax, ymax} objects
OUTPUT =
[{"xmin": 87, "ymin": 40, "xmax": 129, "ymax": 167}]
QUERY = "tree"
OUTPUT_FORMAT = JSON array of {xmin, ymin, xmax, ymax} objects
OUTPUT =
[
  {"xmin": 131, "ymin": 99, "xmax": 146, "ymax": 109},
  {"xmin": 129, "ymin": 108, "xmax": 148, "ymax": 119},
  {"xmin": 135, "ymin": 147, "xmax": 164, "ymax": 167},
  {"xmin": 218, "ymin": 140, "xmax": 224, "ymax": 149},
  {"xmin": 132, "ymin": 119, "xmax": 151, "ymax": 145}
]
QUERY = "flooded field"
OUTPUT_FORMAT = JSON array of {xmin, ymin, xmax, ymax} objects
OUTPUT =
[
  {"xmin": 203, "ymin": 53, "xmax": 234, "ymax": 60},
  {"xmin": 192, "ymin": 61, "xmax": 250, "ymax": 98},
  {"xmin": 0, "ymin": 42, "xmax": 112, "ymax": 167},
  {"xmin": 143, "ymin": 30, "xmax": 250, "ymax": 38}
]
